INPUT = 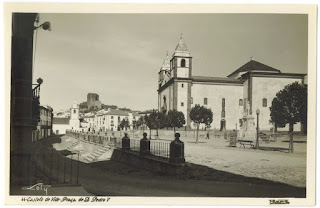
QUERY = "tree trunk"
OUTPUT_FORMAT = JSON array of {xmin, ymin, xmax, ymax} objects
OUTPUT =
[
  {"xmin": 173, "ymin": 127, "xmax": 176, "ymax": 133},
  {"xmin": 196, "ymin": 124, "xmax": 199, "ymax": 143},
  {"xmin": 289, "ymin": 123, "xmax": 294, "ymax": 153},
  {"xmin": 156, "ymin": 128, "xmax": 159, "ymax": 137},
  {"xmin": 149, "ymin": 128, "xmax": 151, "ymax": 140},
  {"xmin": 275, "ymin": 123, "xmax": 278, "ymax": 133}
]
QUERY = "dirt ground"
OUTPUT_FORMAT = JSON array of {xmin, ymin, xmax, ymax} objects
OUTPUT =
[
  {"xmin": 30, "ymin": 134, "xmax": 306, "ymax": 197},
  {"xmin": 156, "ymin": 132, "xmax": 306, "ymax": 187},
  {"xmin": 53, "ymin": 131, "xmax": 306, "ymax": 188}
]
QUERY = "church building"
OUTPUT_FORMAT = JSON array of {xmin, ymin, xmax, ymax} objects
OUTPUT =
[{"xmin": 158, "ymin": 36, "xmax": 306, "ymax": 131}]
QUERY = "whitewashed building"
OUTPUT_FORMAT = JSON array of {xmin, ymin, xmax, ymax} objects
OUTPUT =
[
  {"xmin": 158, "ymin": 37, "xmax": 306, "ymax": 131},
  {"xmin": 52, "ymin": 101, "xmax": 82, "ymax": 134}
]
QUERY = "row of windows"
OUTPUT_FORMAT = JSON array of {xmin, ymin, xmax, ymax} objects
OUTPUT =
[{"xmin": 182, "ymin": 98, "xmax": 268, "ymax": 107}]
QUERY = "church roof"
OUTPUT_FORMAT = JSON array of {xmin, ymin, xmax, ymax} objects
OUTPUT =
[
  {"xmin": 227, "ymin": 60, "xmax": 281, "ymax": 78},
  {"xmin": 160, "ymin": 52, "xmax": 170, "ymax": 70},
  {"xmin": 173, "ymin": 35, "xmax": 191, "ymax": 57},
  {"xmin": 175, "ymin": 36, "xmax": 189, "ymax": 52},
  {"xmin": 53, "ymin": 117, "xmax": 70, "ymax": 125},
  {"xmin": 192, "ymin": 76, "xmax": 244, "ymax": 84}
]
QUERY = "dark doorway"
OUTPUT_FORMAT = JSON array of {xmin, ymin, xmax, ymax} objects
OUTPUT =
[{"xmin": 220, "ymin": 120, "xmax": 226, "ymax": 131}]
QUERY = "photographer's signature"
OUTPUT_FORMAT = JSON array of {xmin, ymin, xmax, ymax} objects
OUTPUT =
[{"xmin": 22, "ymin": 183, "xmax": 51, "ymax": 195}]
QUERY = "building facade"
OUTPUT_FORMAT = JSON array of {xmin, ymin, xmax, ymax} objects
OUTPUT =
[
  {"xmin": 158, "ymin": 37, "xmax": 306, "ymax": 131},
  {"xmin": 36, "ymin": 105, "xmax": 53, "ymax": 140},
  {"xmin": 92, "ymin": 109, "xmax": 140, "ymax": 132}
]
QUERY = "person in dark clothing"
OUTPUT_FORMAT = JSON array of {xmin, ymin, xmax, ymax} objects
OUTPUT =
[{"xmin": 206, "ymin": 132, "xmax": 210, "ymax": 139}]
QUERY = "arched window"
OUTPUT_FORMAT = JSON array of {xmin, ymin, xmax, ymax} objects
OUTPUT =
[
  {"xmin": 73, "ymin": 109, "xmax": 76, "ymax": 114},
  {"xmin": 222, "ymin": 98, "xmax": 225, "ymax": 107},
  {"xmin": 181, "ymin": 59, "xmax": 186, "ymax": 67},
  {"xmin": 239, "ymin": 99, "xmax": 243, "ymax": 106},
  {"xmin": 263, "ymin": 98, "xmax": 267, "ymax": 107}
]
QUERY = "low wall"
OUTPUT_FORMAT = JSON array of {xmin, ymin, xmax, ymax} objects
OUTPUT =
[{"xmin": 111, "ymin": 149, "xmax": 186, "ymax": 176}]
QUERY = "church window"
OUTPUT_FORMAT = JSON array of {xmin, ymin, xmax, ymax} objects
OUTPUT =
[
  {"xmin": 182, "ymin": 83, "xmax": 184, "ymax": 88},
  {"xmin": 221, "ymin": 111, "xmax": 225, "ymax": 117},
  {"xmin": 204, "ymin": 98, "xmax": 208, "ymax": 105},
  {"xmin": 73, "ymin": 110, "xmax": 76, "ymax": 114},
  {"xmin": 239, "ymin": 99, "xmax": 243, "ymax": 106},
  {"xmin": 263, "ymin": 98, "xmax": 267, "ymax": 107},
  {"xmin": 111, "ymin": 116, "xmax": 113, "ymax": 119},
  {"xmin": 191, "ymin": 97, "xmax": 193, "ymax": 104},
  {"xmin": 181, "ymin": 102, "xmax": 184, "ymax": 107},
  {"xmin": 222, "ymin": 98, "xmax": 225, "ymax": 107},
  {"xmin": 181, "ymin": 59, "xmax": 186, "ymax": 67}
]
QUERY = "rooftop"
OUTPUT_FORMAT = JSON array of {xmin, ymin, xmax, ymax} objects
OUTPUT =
[
  {"xmin": 104, "ymin": 109, "xmax": 129, "ymax": 116},
  {"xmin": 227, "ymin": 60, "xmax": 281, "ymax": 78},
  {"xmin": 52, "ymin": 117, "xmax": 70, "ymax": 125},
  {"xmin": 192, "ymin": 76, "xmax": 244, "ymax": 84}
]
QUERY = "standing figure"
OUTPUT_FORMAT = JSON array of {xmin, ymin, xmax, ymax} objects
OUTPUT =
[{"xmin": 206, "ymin": 132, "xmax": 210, "ymax": 139}]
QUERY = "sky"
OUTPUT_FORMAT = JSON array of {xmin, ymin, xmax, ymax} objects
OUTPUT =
[{"xmin": 33, "ymin": 13, "xmax": 308, "ymax": 112}]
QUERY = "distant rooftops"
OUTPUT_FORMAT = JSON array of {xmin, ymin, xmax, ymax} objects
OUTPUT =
[
  {"xmin": 52, "ymin": 117, "xmax": 70, "ymax": 125},
  {"xmin": 105, "ymin": 109, "xmax": 129, "ymax": 116}
]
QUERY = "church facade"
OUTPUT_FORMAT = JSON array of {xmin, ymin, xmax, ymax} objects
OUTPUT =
[{"xmin": 157, "ymin": 37, "xmax": 306, "ymax": 131}]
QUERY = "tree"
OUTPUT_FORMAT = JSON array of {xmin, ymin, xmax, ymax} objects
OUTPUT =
[
  {"xmin": 132, "ymin": 120, "xmax": 137, "ymax": 130},
  {"xmin": 146, "ymin": 110, "xmax": 166, "ymax": 138},
  {"xmin": 166, "ymin": 110, "xmax": 186, "ymax": 133},
  {"xmin": 270, "ymin": 82, "xmax": 307, "ymax": 152},
  {"xmin": 190, "ymin": 104, "xmax": 213, "ymax": 143},
  {"xmin": 119, "ymin": 118, "xmax": 130, "ymax": 131},
  {"xmin": 269, "ymin": 98, "xmax": 287, "ymax": 132},
  {"xmin": 137, "ymin": 116, "xmax": 147, "ymax": 132}
]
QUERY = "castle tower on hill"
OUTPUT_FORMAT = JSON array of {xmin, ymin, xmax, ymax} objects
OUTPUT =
[{"xmin": 87, "ymin": 93, "xmax": 102, "ymax": 110}]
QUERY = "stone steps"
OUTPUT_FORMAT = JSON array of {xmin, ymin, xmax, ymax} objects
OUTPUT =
[
  {"xmin": 83, "ymin": 147, "xmax": 110, "ymax": 163},
  {"xmin": 67, "ymin": 141, "xmax": 80, "ymax": 150}
]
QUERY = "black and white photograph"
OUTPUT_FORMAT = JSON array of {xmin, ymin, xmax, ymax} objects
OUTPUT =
[{"xmin": 3, "ymin": 3, "xmax": 317, "ymax": 206}]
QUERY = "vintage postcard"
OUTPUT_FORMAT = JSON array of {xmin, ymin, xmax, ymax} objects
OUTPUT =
[{"xmin": 3, "ymin": 3, "xmax": 317, "ymax": 206}]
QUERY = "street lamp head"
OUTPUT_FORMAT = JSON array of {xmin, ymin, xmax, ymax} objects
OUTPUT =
[
  {"xmin": 41, "ymin": 22, "xmax": 51, "ymax": 31},
  {"xmin": 37, "ymin": 78, "xmax": 43, "ymax": 85},
  {"xmin": 34, "ymin": 21, "xmax": 52, "ymax": 31},
  {"xmin": 256, "ymin": 109, "xmax": 260, "ymax": 115}
]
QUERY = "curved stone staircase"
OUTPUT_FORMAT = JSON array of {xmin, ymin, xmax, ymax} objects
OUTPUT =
[{"xmin": 83, "ymin": 146, "xmax": 110, "ymax": 163}]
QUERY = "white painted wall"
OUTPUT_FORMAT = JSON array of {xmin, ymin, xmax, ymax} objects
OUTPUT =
[
  {"xmin": 176, "ymin": 81, "xmax": 189, "ymax": 125},
  {"xmin": 251, "ymin": 76, "xmax": 302, "ymax": 131},
  {"xmin": 191, "ymin": 83, "xmax": 243, "ymax": 130},
  {"xmin": 52, "ymin": 124, "xmax": 69, "ymax": 135}
]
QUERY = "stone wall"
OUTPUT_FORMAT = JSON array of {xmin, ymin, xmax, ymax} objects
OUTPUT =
[{"xmin": 111, "ymin": 149, "xmax": 185, "ymax": 175}]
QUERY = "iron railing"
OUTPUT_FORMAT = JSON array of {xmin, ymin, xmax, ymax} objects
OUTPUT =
[
  {"xmin": 11, "ymin": 153, "xmax": 80, "ymax": 186},
  {"xmin": 150, "ymin": 140, "xmax": 170, "ymax": 158},
  {"xmin": 66, "ymin": 130, "xmax": 171, "ymax": 159}
]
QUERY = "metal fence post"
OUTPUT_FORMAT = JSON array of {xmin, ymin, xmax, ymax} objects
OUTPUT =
[
  {"xmin": 70, "ymin": 154, "xmax": 73, "ymax": 183},
  {"xmin": 57, "ymin": 154, "xmax": 59, "ymax": 183},
  {"xmin": 77, "ymin": 153, "xmax": 79, "ymax": 184}
]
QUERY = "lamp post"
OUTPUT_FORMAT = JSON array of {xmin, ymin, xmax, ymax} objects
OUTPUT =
[{"xmin": 256, "ymin": 109, "xmax": 260, "ymax": 149}]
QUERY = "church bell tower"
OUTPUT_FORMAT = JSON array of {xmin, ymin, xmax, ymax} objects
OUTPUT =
[
  {"xmin": 171, "ymin": 35, "xmax": 192, "ymax": 129},
  {"xmin": 69, "ymin": 101, "xmax": 80, "ymax": 130},
  {"xmin": 171, "ymin": 34, "xmax": 192, "ymax": 79}
]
